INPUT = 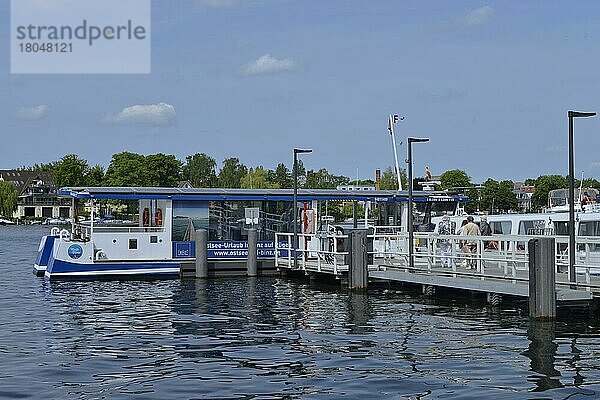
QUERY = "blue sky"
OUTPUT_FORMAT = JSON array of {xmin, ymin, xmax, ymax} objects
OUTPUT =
[{"xmin": 2, "ymin": 0, "xmax": 600, "ymax": 183}]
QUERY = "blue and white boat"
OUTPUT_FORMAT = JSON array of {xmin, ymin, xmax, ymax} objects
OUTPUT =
[{"xmin": 34, "ymin": 187, "xmax": 467, "ymax": 280}]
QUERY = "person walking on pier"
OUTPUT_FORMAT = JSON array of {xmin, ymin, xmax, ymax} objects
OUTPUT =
[{"xmin": 463, "ymin": 216, "xmax": 481, "ymax": 269}]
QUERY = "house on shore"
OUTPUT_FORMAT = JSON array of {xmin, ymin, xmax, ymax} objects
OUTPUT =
[{"xmin": 0, "ymin": 170, "xmax": 71, "ymax": 220}]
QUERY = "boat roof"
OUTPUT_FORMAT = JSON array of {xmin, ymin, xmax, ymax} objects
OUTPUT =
[{"xmin": 57, "ymin": 187, "xmax": 469, "ymax": 203}]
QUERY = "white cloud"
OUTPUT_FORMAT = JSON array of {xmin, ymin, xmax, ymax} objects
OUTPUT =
[
  {"xmin": 15, "ymin": 105, "xmax": 50, "ymax": 121},
  {"xmin": 241, "ymin": 54, "xmax": 297, "ymax": 76},
  {"xmin": 103, "ymin": 102, "xmax": 176, "ymax": 126},
  {"xmin": 589, "ymin": 162, "xmax": 600, "ymax": 169},
  {"xmin": 455, "ymin": 6, "xmax": 493, "ymax": 27}
]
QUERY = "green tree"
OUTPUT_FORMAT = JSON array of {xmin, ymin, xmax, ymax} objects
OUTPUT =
[
  {"xmin": 145, "ymin": 153, "xmax": 182, "ymax": 187},
  {"xmin": 440, "ymin": 169, "xmax": 471, "ymax": 190},
  {"xmin": 85, "ymin": 165, "xmax": 105, "ymax": 186},
  {"xmin": 531, "ymin": 175, "xmax": 568, "ymax": 210},
  {"xmin": 479, "ymin": 178, "xmax": 518, "ymax": 213},
  {"xmin": 267, "ymin": 163, "xmax": 293, "ymax": 188},
  {"xmin": 53, "ymin": 154, "xmax": 90, "ymax": 187},
  {"xmin": 104, "ymin": 152, "xmax": 148, "ymax": 187},
  {"xmin": 0, "ymin": 181, "xmax": 18, "ymax": 218},
  {"xmin": 241, "ymin": 167, "xmax": 276, "ymax": 189},
  {"xmin": 218, "ymin": 157, "xmax": 247, "ymax": 188},
  {"xmin": 304, "ymin": 168, "xmax": 349, "ymax": 189},
  {"xmin": 379, "ymin": 166, "xmax": 407, "ymax": 190},
  {"xmin": 182, "ymin": 153, "xmax": 218, "ymax": 188}
]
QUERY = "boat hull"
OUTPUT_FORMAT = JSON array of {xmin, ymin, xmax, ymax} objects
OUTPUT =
[{"xmin": 44, "ymin": 238, "xmax": 180, "ymax": 281}]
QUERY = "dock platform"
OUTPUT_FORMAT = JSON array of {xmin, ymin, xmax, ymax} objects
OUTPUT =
[{"xmin": 275, "ymin": 231, "xmax": 600, "ymax": 305}]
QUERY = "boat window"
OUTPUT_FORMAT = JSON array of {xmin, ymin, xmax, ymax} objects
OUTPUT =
[
  {"xmin": 554, "ymin": 221, "xmax": 569, "ymax": 236},
  {"xmin": 172, "ymin": 200, "xmax": 209, "ymax": 242},
  {"xmin": 129, "ymin": 238, "xmax": 138, "ymax": 250},
  {"xmin": 579, "ymin": 221, "xmax": 600, "ymax": 236},
  {"xmin": 490, "ymin": 221, "xmax": 511, "ymax": 235},
  {"xmin": 428, "ymin": 202, "xmax": 457, "ymax": 218},
  {"xmin": 518, "ymin": 220, "xmax": 545, "ymax": 235}
]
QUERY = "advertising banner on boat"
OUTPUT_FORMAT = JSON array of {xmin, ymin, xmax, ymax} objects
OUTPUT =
[{"xmin": 173, "ymin": 240, "xmax": 290, "ymax": 260}]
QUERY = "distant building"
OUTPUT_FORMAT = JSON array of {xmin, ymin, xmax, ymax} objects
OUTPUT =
[
  {"xmin": 513, "ymin": 182, "xmax": 535, "ymax": 212},
  {"xmin": 178, "ymin": 180, "xmax": 193, "ymax": 189},
  {"xmin": 0, "ymin": 170, "xmax": 71, "ymax": 220}
]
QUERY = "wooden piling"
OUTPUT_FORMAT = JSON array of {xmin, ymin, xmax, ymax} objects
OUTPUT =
[
  {"xmin": 348, "ymin": 229, "xmax": 368, "ymax": 290},
  {"xmin": 195, "ymin": 229, "xmax": 208, "ymax": 279},
  {"xmin": 528, "ymin": 237, "xmax": 556, "ymax": 319},
  {"xmin": 247, "ymin": 228, "xmax": 257, "ymax": 277}
]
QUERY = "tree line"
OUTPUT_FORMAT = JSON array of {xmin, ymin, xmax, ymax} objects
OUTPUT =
[
  {"xmin": 438, "ymin": 169, "xmax": 600, "ymax": 213},
  {"xmin": 1, "ymin": 151, "xmax": 596, "ymax": 218},
  {"xmin": 20, "ymin": 152, "xmax": 373, "ymax": 190}
]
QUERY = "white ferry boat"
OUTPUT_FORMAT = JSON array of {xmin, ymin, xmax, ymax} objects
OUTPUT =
[
  {"xmin": 431, "ymin": 188, "xmax": 600, "ymax": 237},
  {"xmin": 429, "ymin": 187, "xmax": 600, "ymax": 272},
  {"xmin": 34, "ymin": 187, "xmax": 467, "ymax": 280}
]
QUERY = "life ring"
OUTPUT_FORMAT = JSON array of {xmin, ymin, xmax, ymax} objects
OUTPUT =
[
  {"xmin": 142, "ymin": 208, "xmax": 150, "ymax": 227},
  {"xmin": 154, "ymin": 208, "xmax": 163, "ymax": 227}
]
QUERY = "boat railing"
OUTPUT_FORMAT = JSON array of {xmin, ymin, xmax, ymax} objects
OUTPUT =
[{"xmin": 74, "ymin": 223, "xmax": 165, "ymax": 238}]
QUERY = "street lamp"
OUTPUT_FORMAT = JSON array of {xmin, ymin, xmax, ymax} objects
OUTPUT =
[
  {"xmin": 568, "ymin": 110, "xmax": 596, "ymax": 284},
  {"xmin": 407, "ymin": 137, "xmax": 429, "ymax": 270},
  {"xmin": 293, "ymin": 148, "xmax": 312, "ymax": 269}
]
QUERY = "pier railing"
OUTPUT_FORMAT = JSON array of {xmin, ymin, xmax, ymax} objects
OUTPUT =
[
  {"xmin": 275, "ymin": 232, "xmax": 349, "ymax": 274},
  {"xmin": 274, "ymin": 229, "xmax": 600, "ymax": 293},
  {"xmin": 369, "ymin": 231, "xmax": 600, "ymax": 292}
]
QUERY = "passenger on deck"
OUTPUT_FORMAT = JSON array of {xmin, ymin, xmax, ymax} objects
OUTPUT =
[{"xmin": 480, "ymin": 215, "xmax": 492, "ymax": 236}]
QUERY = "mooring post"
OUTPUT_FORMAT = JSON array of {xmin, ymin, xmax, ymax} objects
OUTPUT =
[
  {"xmin": 195, "ymin": 229, "xmax": 208, "ymax": 279},
  {"xmin": 348, "ymin": 229, "xmax": 368, "ymax": 290},
  {"xmin": 247, "ymin": 228, "xmax": 258, "ymax": 277},
  {"xmin": 528, "ymin": 237, "xmax": 556, "ymax": 319}
]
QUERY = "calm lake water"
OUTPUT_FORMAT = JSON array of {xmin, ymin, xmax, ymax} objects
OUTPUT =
[{"xmin": 2, "ymin": 226, "xmax": 600, "ymax": 399}]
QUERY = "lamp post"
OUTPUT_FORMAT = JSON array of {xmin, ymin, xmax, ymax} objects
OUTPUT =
[
  {"xmin": 293, "ymin": 148, "xmax": 312, "ymax": 269},
  {"xmin": 407, "ymin": 137, "xmax": 429, "ymax": 269},
  {"xmin": 568, "ymin": 111, "xmax": 596, "ymax": 284}
]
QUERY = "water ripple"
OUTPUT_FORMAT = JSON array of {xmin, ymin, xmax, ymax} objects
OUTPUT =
[{"xmin": 1, "ymin": 226, "xmax": 600, "ymax": 399}]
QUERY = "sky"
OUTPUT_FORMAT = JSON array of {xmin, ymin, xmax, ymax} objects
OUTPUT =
[{"xmin": 2, "ymin": 0, "xmax": 600, "ymax": 184}]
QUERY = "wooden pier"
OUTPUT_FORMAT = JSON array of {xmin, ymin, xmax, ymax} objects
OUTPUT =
[
  {"xmin": 185, "ymin": 228, "xmax": 600, "ymax": 318},
  {"xmin": 272, "ymin": 230, "xmax": 600, "ymax": 317}
]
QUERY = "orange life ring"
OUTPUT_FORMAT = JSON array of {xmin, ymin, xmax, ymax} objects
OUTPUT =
[
  {"xmin": 142, "ymin": 208, "xmax": 150, "ymax": 227},
  {"xmin": 154, "ymin": 208, "xmax": 163, "ymax": 227}
]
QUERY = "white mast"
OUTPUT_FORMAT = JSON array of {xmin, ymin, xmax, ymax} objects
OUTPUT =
[{"xmin": 388, "ymin": 114, "xmax": 404, "ymax": 191}]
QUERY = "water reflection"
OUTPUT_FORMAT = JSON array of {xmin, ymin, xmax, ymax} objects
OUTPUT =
[
  {"xmin": 6, "ymin": 224, "xmax": 600, "ymax": 399},
  {"xmin": 346, "ymin": 291, "xmax": 373, "ymax": 334},
  {"xmin": 524, "ymin": 320, "xmax": 562, "ymax": 391}
]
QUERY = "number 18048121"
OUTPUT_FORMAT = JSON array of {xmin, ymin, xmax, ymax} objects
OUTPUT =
[{"xmin": 19, "ymin": 43, "xmax": 72, "ymax": 53}]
